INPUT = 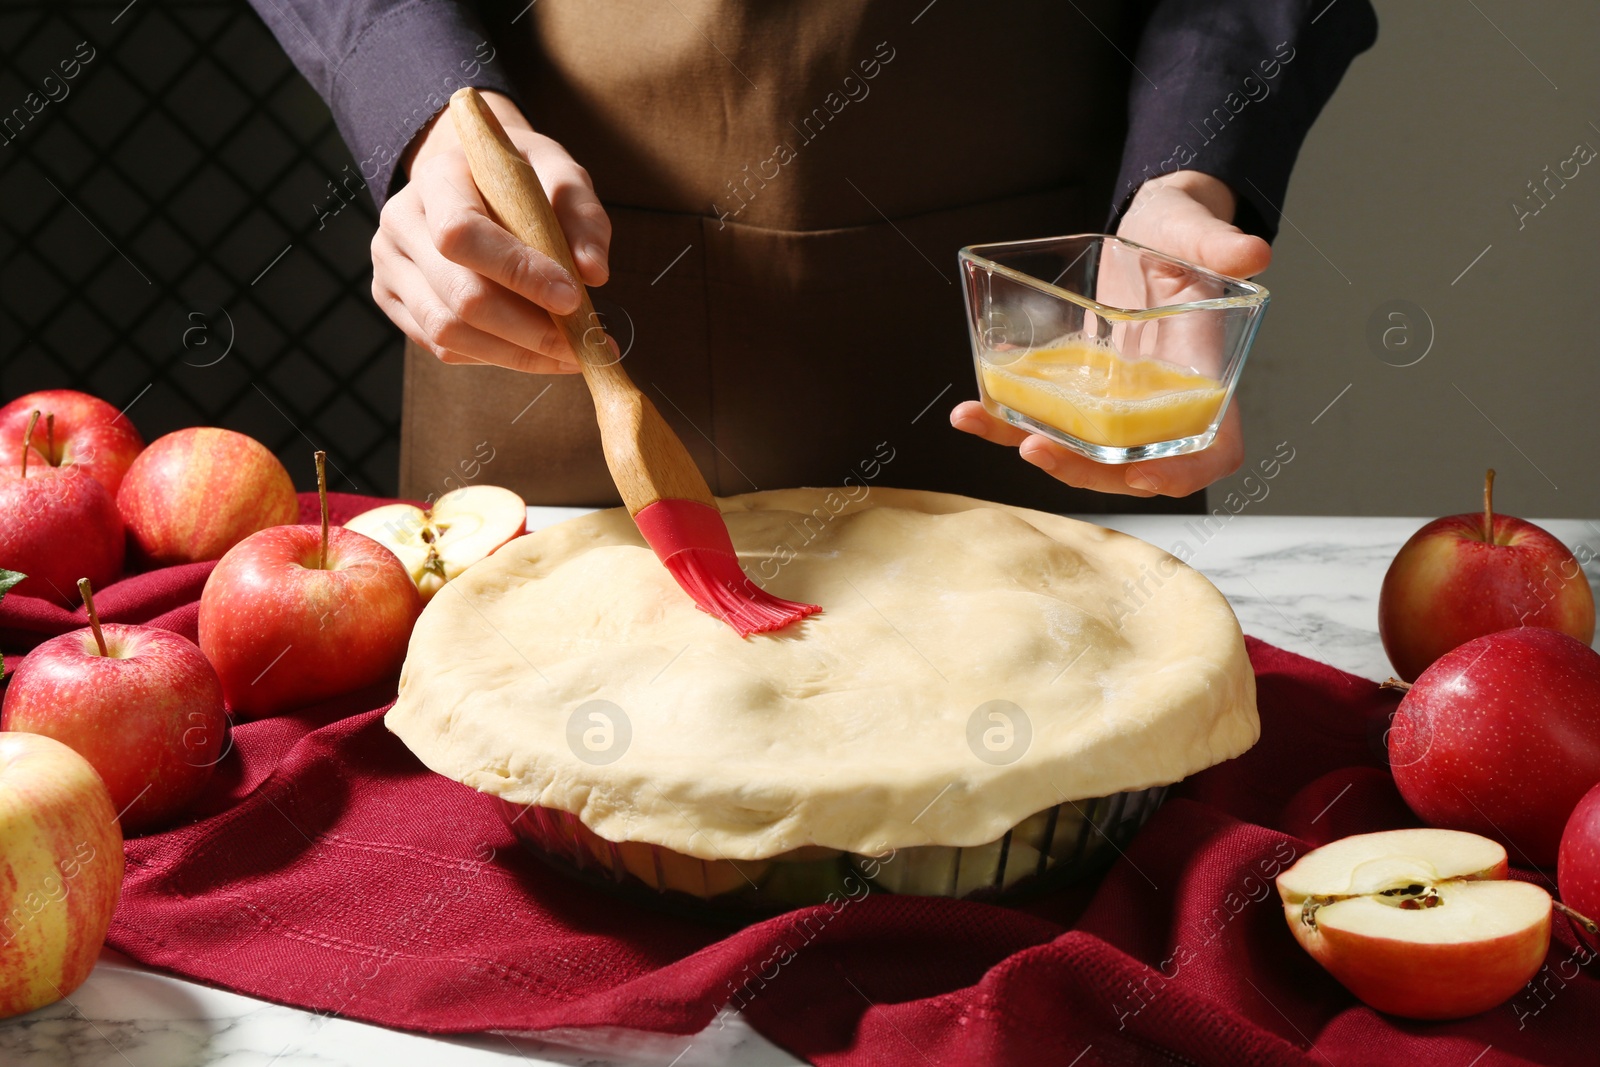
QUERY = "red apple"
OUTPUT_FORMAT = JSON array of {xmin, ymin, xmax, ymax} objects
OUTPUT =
[
  {"xmin": 1380, "ymin": 469, "xmax": 1595, "ymax": 681},
  {"xmin": 344, "ymin": 484, "xmax": 526, "ymax": 601},
  {"xmin": 117, "ymin": 427, "xmax": 299, "ymax": 566},
  {"xmin": 0, "ymin": 412, "xmax": 123, "ymax": 606},
  {"xmin": 0, "ymin": 389, "xmax": 144, "ymax": 497},
  {"xmin": 1557, "ymin": 782, "xmax": 1600, "ymax": 953},
  {"xmin": 2, "ymin": 580, "xmax": 228, "ymax": 834},
  {"xmin": 0, "ymin": 731, "xmax": 125, "ymax": 1019},
  {"xmin": 198, "ymin": 453, "xmax": 420, "ymax": 719},
  {"xmin": 1388, "ymin": 627, "xmax": 1600, "ymax": 867},
  {"xmin": 1277, "ymin": 828, "xmax": 1550, "ymax": 1020}
]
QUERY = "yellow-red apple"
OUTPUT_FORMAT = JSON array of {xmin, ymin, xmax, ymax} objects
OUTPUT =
[
  {"xmin": 198, "ymin": 453, "xmax": 420, "ymax": 719},
  {"xmin": 0, "ymin": 731, "xmax": 125, "ymax": 1019},
  {"xmin": 344, "ymin": 485, "xmax": 525, "ymax": 601},
  {"xmin": 1277, "ymin": 828, "xmax": 1550, "ymax": 1020},
  {"xmin": 0, "ymin": 389, "xmax": 144, "ymax": 497},
  {"xmin": 1379, "ymin": 470, "xmax": 1594, "ymax": 681},
  {"xmin": 2, "ymin": 580, "xmax": 228, "ymax": 834},
  {"xmin": 1388, "ymin": 627, "xmax": 1600, "ymax": 866},
  {"xmin": 1558, "ymin": 782, "xmax": 1600, "ymax": 953},
  {"xmin": 117, "ymin": 427, "xmax": 298, "ymax": 566},
  {"xmin": 0, "ymin": 412, "xmax": 123, "ymax": 605}
]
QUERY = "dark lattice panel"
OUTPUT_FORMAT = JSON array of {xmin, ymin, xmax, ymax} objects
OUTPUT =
[{"xmin": 0, "ymin": 1, "xmax": 402, "ymax": 495}]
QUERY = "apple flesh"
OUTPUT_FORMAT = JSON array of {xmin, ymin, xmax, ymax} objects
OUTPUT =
[
  {"xmin": 1558, "ymin": 782, "xmax": 1600, "ymax": 953},
  {"xmin": 1277, "ymin": 828, "xmax": 1550, "ymax": 1020},
  {"xmin": 0, "ymin": 731, "xmax": 125, "ymax": 1019},
  {"xmin": 117, "ymin": 427, "xmax": 299, "ymax": 566},
  {"xmin": 0, "ymin": 389, "xmax": 145, "ymax": 497},
  {"xmin": 1380, "ymin": 469, "xmax": 1594, "ymax": 681},
  {"xmin": 198, "ymin": 524, "xmax": 421, "ymax": 720},
  {"xmin": 0, "ymin": 436, "xmax": 123, "ymax": 606},
  {"xmin": 1388, "ymin": 627, "xmax": 1600, "ymax": 867},
  {"xmin": 344, "ymin": 485, "xmax": 526, "ymax": 601},
  {"xmin": 2, "ymin": 616, "xmax": 228, "ymax": 835}
]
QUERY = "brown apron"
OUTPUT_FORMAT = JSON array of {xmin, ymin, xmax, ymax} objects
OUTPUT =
[{"xmin": 400, "ymin": 0, "xmax": 1200, "ymax": 514}]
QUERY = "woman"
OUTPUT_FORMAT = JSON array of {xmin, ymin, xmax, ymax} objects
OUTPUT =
[{"xmin": 255, "ymin": 0, "xmax": 1376, "ymax": 511}]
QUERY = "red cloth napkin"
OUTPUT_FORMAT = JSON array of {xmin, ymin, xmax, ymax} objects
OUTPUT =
[{"xmin": 2, "ymin": 496, "xmax": 1591, "ymax": 1066}]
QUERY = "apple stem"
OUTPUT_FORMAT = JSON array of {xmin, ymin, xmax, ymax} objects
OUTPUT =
[
  {"xmin": 19, "ymin": 410, "xmax": 39, "ymax": 478},
  {"xmin": 316, "ymin": 450, "xmax": 329, "ymax": 571},
  {"xmin": 1379, "ymin": 677, "xmax": 1413, "ymax": 693},
  {"xmin": 78, "ymin": 578, "xmax": 109, "ymax": 657},
  {"xmin": 1483, "ymin": 468, "xmax": 1496, "ymax": 544},
  {"xmin": 1555, "ymin": 899, "xmax": 1600, "ymax": 935},
  {"xmin": 45, "ymin": 413, "xmax": 54, "ymax": 464}
]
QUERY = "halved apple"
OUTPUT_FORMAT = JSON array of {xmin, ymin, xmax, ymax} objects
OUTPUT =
[
  {"xmin": 1277, "ymin": 828, "xmax": 1551, "ymax": 1020},
  {"xmin": 344, "ymin": 485, "xmax": 526, "ymax": 601}
]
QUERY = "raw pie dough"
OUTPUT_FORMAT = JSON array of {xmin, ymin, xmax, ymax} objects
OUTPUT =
[{"xmin": 387, "ymin": 488, "xmax": 1258, "ymax": 861}]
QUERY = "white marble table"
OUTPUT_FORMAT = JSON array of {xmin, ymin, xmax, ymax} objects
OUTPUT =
[{"xmin": 6, "ymin": 511, "xmax": 1596, "ymax": 1066}]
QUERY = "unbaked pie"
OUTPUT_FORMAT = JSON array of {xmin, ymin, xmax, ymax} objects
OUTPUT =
[{"xmin": 387, "ymin": 488, "xmax": 1258, "ymax": 910}]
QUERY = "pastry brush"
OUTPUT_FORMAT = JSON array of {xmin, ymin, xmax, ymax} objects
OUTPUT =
[{"xmin": 447, "ymin": 88, "xmax": 820, "ymax": 636}]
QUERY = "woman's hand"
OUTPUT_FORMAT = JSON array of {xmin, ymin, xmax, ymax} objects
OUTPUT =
[
  {"xmin": 951, "ymin": 170, "xmax": 1271, "ymax": 498},
  {"xmin": 371, "ymin": 91, "xmax": 613, "ymax": 374}
]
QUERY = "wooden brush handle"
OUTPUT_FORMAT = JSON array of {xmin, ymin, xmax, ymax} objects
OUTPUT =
[{"xmin": 447, "ymin": 87, "xmax": 714, "ymax": 513}]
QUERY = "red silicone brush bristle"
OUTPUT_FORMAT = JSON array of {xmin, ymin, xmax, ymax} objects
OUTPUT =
[
  {"xmin": 633, "ymin": 498, "xmax": 821, "ymax": 637},
  {"xmin": 660, "ymin": 550, "xmax": 822, "ymax": 636}
]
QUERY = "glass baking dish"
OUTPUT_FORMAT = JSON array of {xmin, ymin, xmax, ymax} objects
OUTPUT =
[
  {"xmin": 960, "ymin": 233, "xmax": 1268, "ymax": 464},
  {"xmin": 497, "ymin": 785, "xmax": 1168, "ymax": 919}
]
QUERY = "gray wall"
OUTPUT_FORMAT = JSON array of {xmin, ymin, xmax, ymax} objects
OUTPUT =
[{"xmin": 1219, "ymin": 0, "xmax": 1600, "ymax": 518}]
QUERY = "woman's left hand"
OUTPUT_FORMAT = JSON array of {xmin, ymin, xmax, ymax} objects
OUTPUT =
[{"xmin": 950, "ymin": 170, "xmax": 1272, "ymax": 498}]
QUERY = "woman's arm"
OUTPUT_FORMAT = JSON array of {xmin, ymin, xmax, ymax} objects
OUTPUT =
[
  {"xmin": 246, "ymin": 0, "xmax": 523, "ymax": 207},
  {"xmin": 1110, "ymin": 0, "xmax": 1380, "ymax": 241},
  {"xmin": 952, "ymin": 1, "xmax": 1377, "ymax": 498},
  {"xmin": 370, "ymin": 90, "xmax": 612, "ymax": 373},
  {"xmin": 248, "ymin": 1, "xmax": 612, "ymax": 373},
  {"xmin": 951, "ymin": 169, "xmax": 1266, "ymax": 498}
]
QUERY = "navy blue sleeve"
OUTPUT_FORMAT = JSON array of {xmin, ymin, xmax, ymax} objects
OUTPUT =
[
  {"xmin": 246, "ymin": 0, "xmax": 523, "ymax": 208},
  {"xmin": 1109, "ymin": 0, "xmax": 1378, "ymax": 241}
]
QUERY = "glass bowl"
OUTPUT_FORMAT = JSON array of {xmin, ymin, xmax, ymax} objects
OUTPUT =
[
  {"xmin": 959, "ymin": 233, "xmax": 1268, "ymax": 464},
  {"xmin": 496, "ymin": 785, "xmax": 1168, "ymax": 920}
]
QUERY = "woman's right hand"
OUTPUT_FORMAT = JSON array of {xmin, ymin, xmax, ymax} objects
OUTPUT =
[{"xmin": 371, "ymin": 91, "xmax": 613, "ymax": 374}]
